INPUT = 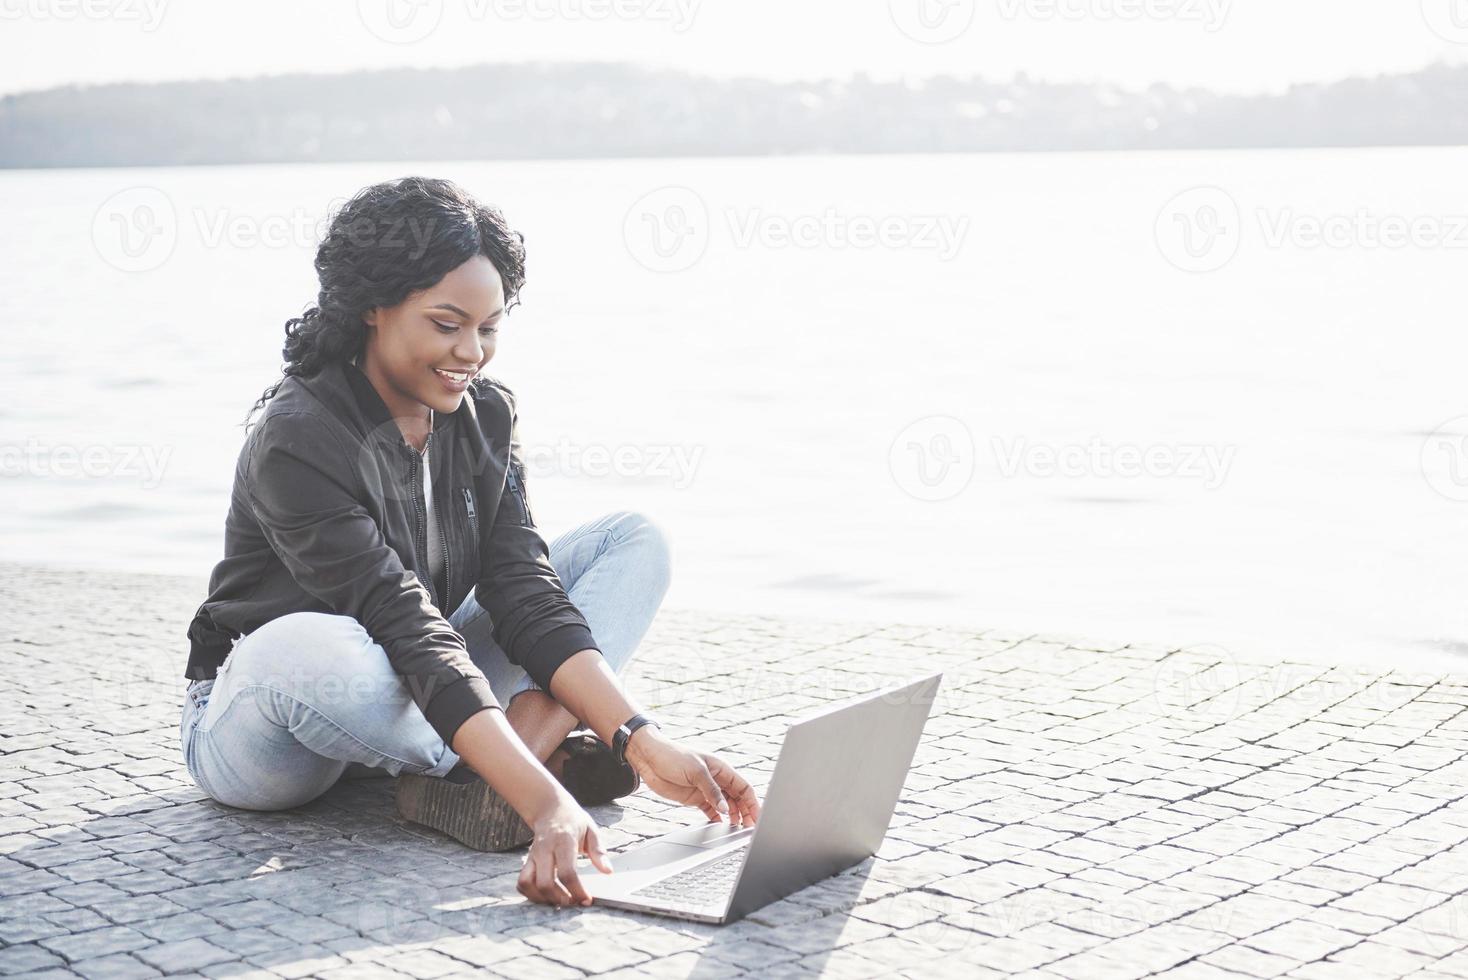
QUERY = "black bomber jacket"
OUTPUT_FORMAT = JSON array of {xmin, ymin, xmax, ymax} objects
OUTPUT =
[{"xmin": 183, "ymin": 358, "xmax": 602, "ymax": 745}]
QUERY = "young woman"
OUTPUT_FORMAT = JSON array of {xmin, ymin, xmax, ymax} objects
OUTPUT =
[{"xmin": 180, "ymin": 176, "xmax": 759, "ymax": 907}]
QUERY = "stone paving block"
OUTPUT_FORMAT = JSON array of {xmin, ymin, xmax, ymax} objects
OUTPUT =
[
  {"xmin": 0, "ymin": 943, "xmax": 68, "ymax": 975},
  {"xmin": 1099, "ymin": 921, "xmax": 1233, "ymax": 973},
  {"xmin": 1200, "ymin": 941, "xmax": 1301, "ymax": 977},
  {"xmin": 375, "ymin": 947, "xmax": 479, "ymax": 979},
  {"xmin": 1383, "ymin": 916, "xmax": 1468, "ymax": 961},
  {"xmin": 1305, "ymin": 905, "xmax": 1398, "ymax": 939},
  {"xmin": 1332, "ymin": 882, "xmax": 1444, "ymax": 921},
  {"xmin": 1179, "ymin": 892, "xmax": 1314, "ymax": 939},
  {"xmin": 42, "ymin": 909, "xmax": 112, "ymax": 935},
  {"xmin": 1195, "ymin": 854, "xmax": 1286, "ymax": 886},
  {"xmin": 1325, "ymin": 939, "xmax": 1436, "ymax": 974},
  {"xmin": 38, "ymin": 925, "xmax": 157, "ymax": 963},
  {"xmin": 1089, "ymin": 816, "xmax": 1186, "ymax": 850},
  {"xmin": 482, "ymin": 954, "xmax": 584, "ymax": 979},
  {"xmin": 0, "ymin": 913, "xmax": 71, "ymax": 946},
  {"xmin": 70, "ymin": 953, "xmax": 165, "ymax": 979},
  {"xmin": 1048, "ymin": 866, "xmax": 1147, "ymax": 903},
  {"xmin": 1251, "ymin": 878, "xmax": 1338, "ymax": 907},
  {"xmin": 1106, "ymin": 844, "xmax": 1213, "ymax": 880},
  {"xmin": 1246, "ymin": 919, "xmax": 1358, "ymax": 960}
]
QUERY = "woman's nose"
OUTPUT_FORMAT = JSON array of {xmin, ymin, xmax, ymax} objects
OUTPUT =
[{"xmin": 456, "ymin": 335, "xmax": 485, "ymax": 362}]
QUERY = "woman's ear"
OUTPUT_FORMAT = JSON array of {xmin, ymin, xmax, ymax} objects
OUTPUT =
[{"xmin": 363, "ymin": 309, "xmax": 378, "ymax": 327}]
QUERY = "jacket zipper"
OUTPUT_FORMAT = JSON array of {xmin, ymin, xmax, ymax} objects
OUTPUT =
[
  {"xmin": 437, "ymin": 473, "xmax": 451, "ymax": 607},
  {"xmin": 428, "ymin": 431, "xmax": 450, "ymax": 607},
  {"xmin": 462, "ymin": 487, "xmax": 478, "ymax": 539},
  {"xmin": 506, "ymin": 463, "xmax": 533, "ymax": 527},
  {"xmin": 406, "ymin": 446, "xmax": 440, "ymax": 611}
]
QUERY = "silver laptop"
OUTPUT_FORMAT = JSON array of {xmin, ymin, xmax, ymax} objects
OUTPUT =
[{"xmin": 581, "ymin": 672, "xmax": 943, "ymax": 923}]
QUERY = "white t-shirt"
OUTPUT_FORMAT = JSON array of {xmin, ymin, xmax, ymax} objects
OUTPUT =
[{"xmin": 352, "ymin": 354, "xmax": 443, "ymax": 597}]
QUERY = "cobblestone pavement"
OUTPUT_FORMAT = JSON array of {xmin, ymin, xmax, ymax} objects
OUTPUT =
[{"xmin": 6, "ymin": 563, "xmax": 1468, "ymax": 978}]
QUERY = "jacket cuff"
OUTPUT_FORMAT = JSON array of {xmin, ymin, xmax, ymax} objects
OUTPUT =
[
  {"xmin": 423, "ymin": 672, "xmax": 502, "ymax": 747},
  {"xmin": 523, "ymin": 623, "xmax": 602, "ymax": 693}
]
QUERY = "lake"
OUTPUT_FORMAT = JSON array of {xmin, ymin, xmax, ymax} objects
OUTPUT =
[{"xmin": 3, "ymin": 147, "xmax": 1466, "ymax": 671}]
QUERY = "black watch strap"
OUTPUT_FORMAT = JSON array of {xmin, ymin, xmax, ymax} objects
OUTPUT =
[{"xmin": 612, "ymin": 713, "xmax": 657, "ymax": 767}]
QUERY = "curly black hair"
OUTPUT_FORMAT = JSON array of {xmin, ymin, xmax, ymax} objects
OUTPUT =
[{"xmin": 243, "ymin": 176, "xmax": 526, "ymax": 426}]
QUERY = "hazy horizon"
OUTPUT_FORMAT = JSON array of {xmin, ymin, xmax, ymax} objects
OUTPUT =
[
  {"xmin": 6, "ymin": 54, "xmax": 1467, "ymax": 102},
  {"xmin": 2, "ymin": 0, "xmax": 1466, "ymax": 99}
]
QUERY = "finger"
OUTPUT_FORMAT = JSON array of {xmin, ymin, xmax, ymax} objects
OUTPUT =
[
  {"xmin": 583, "ymin": 825, "xmax": 614, "ymax": 875},
  {"xmin": 557, "ymin": 836, "xmax": 591, "ymax": 906},
  {"xmin": 738, "ymin": 783, "xmax": 760, "ymax": 825},
  {"xmin": 718, "ymin": 766, "xmax": 761, "ymax": 825},
  {"xmin": 530, "ymin": 848, "xmax": 561, "ymax": 907},
  {"xmin": 693, "ymin": 759, "xmax": 728, "ymax": 817},
  {"xmin": 706, "ymin": 768, "xmax": 747, "ymax": 826},
  {"xmin": 709, "ymin": 772, "xmax": 746, "ymax": 827},
  {"xmin": 536, "ymin": 840, "xmax": 573, "ymax": 906},
  {"xmin": 708, "ymin": 779, "xmax": 738, "ymax": 827},
  {"xmin": 725, "ymin": 786, "xmax": 745, "ymax": 821},
  {"xmin": 519, "ymin": 852, "xmax": 546, "ymax": 905},
  {"xmin": 692, "ymin": 791, "xmax": 720, "ymax": 823}
]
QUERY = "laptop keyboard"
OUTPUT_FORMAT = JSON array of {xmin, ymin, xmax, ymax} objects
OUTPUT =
[{"xmin": 630, "ymin": 845, "xmax": 749, "ymax": 905}]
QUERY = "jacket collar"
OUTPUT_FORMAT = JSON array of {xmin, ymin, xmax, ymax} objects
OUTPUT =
[
  {"xmin": 295, "ymin": 359, "xmax": 463, "ymax": 458},
  {"xmin": 342, "ymin": 360, "xmax": 456, "ymax": 433}
]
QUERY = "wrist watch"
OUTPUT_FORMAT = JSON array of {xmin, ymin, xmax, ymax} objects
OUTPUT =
[{"xmin": 612, "ymin": 713, "xmax": 658, "ymax": 767}]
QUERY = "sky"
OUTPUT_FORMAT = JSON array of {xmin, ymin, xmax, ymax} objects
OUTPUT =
[{"xmin": 0, "ymin": 0, "xmax": 1464, "ymax": 97}]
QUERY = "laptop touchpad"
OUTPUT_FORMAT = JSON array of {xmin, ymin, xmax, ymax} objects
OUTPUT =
[
  {"xmin": 612, "ymin": 840, "xmax": 710, "ymax": 872},
  {"xmin": 613, "ymin": 824, "xmax": 754, "ymax": 872},
  {"xmin": 669, "ymin": 822, "xmax": 755, "ymax": 848}
]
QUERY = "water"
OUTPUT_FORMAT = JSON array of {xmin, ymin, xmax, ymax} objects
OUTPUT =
[{"xmin": 3, "ymin": 148, "xmax": 1466, "ymax": 670}]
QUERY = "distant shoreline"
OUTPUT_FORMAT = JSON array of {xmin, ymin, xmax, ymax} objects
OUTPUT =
[
  {"xmin": 3, "ymin": 142, "xmax": 1466, "ymax": 176},
  {"xmin": 3, "ymin": 59, "xmax": 1464, "ymax": 170}
]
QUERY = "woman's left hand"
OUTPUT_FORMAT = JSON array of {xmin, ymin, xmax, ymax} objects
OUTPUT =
[{"xmin": 626, "ymin": 727, "xmax": 761, "ymax": 827}]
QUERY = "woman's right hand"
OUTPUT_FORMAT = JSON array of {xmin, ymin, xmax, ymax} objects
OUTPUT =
[
  {"xmin": 448, "ymin": 708, "xmax": 615, "ymax": 907},
  {"xmin": 518, "ymin": 789, "xmax": 613, "ymax": 907}
]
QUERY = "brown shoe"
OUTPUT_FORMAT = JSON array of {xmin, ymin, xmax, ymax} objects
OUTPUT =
[{"xmin": 394, "ymin": 763, "xmax": 533, "ymax": 851}]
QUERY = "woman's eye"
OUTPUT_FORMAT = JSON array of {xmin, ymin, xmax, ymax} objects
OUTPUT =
[{"xmin": 434, "ymin": 319, "xmax": 497, "ymax": 336}]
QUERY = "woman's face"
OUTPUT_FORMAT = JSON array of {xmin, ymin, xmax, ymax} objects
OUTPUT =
[{"xmin": 361, "ymin": 254, "xmax": 506, "ymax": 418}]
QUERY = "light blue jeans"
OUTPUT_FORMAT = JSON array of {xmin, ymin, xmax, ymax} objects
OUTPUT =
[{"xmin": 180, "ymin": 511, "xmax": 670, "ymax": 811}]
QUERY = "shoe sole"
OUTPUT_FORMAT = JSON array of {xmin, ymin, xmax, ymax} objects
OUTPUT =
[{"xmin": 395, "ymin": 770, "xmax": 533, "ymax": 851}]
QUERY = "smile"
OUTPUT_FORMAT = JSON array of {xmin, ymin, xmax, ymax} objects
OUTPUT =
[{"xmin": 433, "ymin": 368, "xmax": 474, "ymax": 390}]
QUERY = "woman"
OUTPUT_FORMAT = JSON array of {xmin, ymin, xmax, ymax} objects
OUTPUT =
[{"xmin": 180, "ymin": 176, "xmax": 759, "ymax": 907}]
